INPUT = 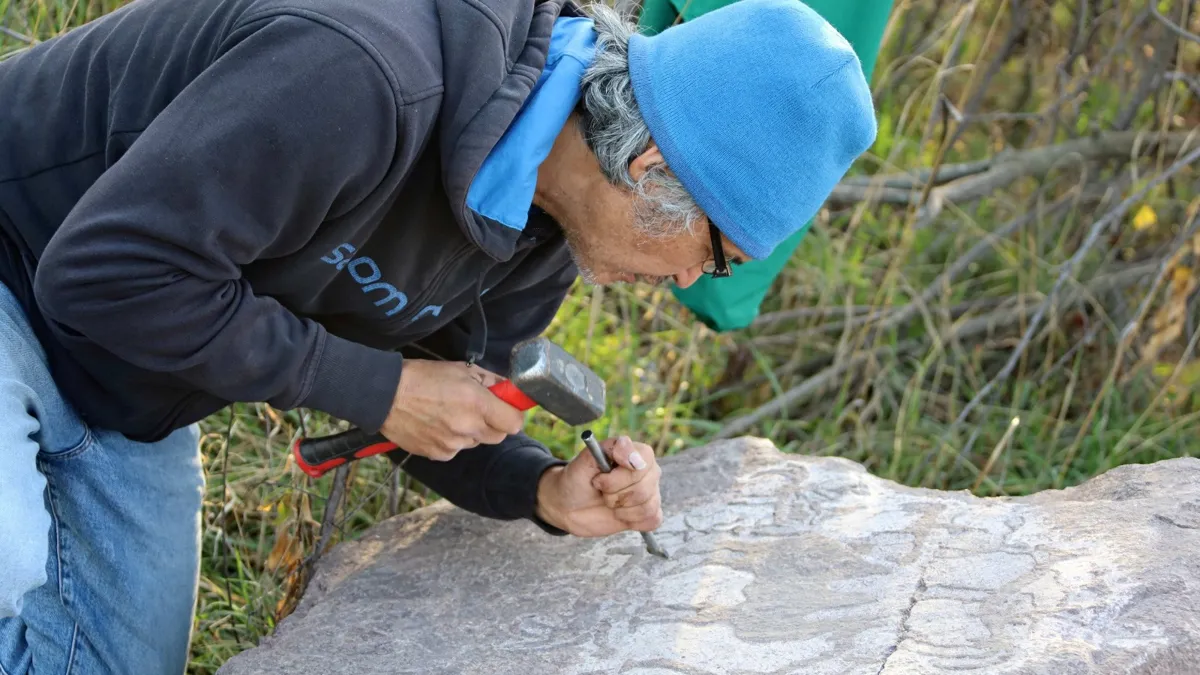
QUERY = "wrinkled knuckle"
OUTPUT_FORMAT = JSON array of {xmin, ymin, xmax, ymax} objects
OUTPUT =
[
  {"xmin": 616, "ymin": 491, "xmax": 635, "ymax": 509},
  {"xmin": 468, "ymin": 390, "xmax": 489, "ymax": 414},
  {"xmin": 451, "ymin": 421, "xmax": 478, "ymax": 439}
]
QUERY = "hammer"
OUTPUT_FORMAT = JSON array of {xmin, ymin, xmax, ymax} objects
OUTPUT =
[{"xmin": 292, "ymin": 337, "xmax": 606, "ymax": 478}]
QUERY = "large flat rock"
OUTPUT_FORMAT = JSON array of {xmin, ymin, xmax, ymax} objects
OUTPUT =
[{"xmin": 217, "ymin": 438, "xmax": 1200, "ymax": 674}]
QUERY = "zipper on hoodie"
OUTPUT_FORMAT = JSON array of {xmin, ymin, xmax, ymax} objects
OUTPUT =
[
  {"xmin": 375, "ymin": 240, "xmax": 476, "ymax": 328},
  {"xmin": 465, "ymin": 273, "xmax": 489, "ymax": 366}
]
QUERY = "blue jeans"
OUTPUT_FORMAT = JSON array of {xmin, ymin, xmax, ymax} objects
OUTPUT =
[{"xmin": 0, "ymin": 282, "xmax": 204, "ymax": 675}]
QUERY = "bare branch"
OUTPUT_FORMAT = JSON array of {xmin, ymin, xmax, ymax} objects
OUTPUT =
[
  {"xmin": 827, "ymin": 183, "xmax": 927, "ymax": 207},
  {"xmin": 314, "ymin": 465, "xmax": 350, "ymax": 558},
  {"xmin": 1058, "ymin": 209, "xmax": 1200, "ymax": 483},
  {"xmin": 1116, "ymin": 3, "xmax": 1182, "ymax": 130},
  {"xmin": 1042, "ymin": 8, "xmax": 1151, "ymax": 136},
  {"xmin": 715, "ymin": 262, "xmax": 1159, "ymax": 440},
  {"xmin": 1150, "ymin": 2, "xmax": 1200, "ymax": 44},
  {"xmin": 752, "ymin": 305, "xmax": 879, "ymax": 329},
  {"xmin": 839, "ymin": 156, "xmax": 996, "ymax": 189},
  {"xmin": 1164, "ymin": 71, "xmax": 1200, "ymax": 99},
  {"xmin": 1064, "ymin": 0, "xmax": 1091, "ymax": 73},
  {"xmin": 828, "ymin": 130, "xmax": 1196, "ymax": 213},
  {"xmin": 921, "ymin": 1, "xmax": 979, "ymax": 145},
  {"xmin": 749, "ymin": 294, "xmax": 1041, "ymax": 348},
  {"xmin": 945, "ymin": 0, "xmax": 1031, "ymax": 150},
  {"xmin": 947, "ymin": 105, "xmax": 1047, "ymax": 125},
  {"xmin": 388, "ymin": 468, "xmax": 402, "ymax": 517},
  {"xmin": 935, "ymin": 143, "xmax": 1200, "ymax": 439},
  {"xmin": 874, "ymin": 183, "xmax": 1116, "ymax": 335},
  {"xmin": 0, "ymin": 26, "xmax": 35, "ymax": 44}
]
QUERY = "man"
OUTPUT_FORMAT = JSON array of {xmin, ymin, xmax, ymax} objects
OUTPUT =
[{"xmin": 0, "ymin": 0, "xmax": 876, "ymax": 670}]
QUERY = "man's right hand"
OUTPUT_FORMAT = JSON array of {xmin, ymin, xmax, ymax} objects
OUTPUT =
[{"xmin": 380, "ymin": 359, "xmax": 526, "ymax": 461}]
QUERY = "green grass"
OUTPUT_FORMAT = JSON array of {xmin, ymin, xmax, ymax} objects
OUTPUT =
[{"xmin": 4, "ymin": 0, "xmax": 1199, "ymax": 672}]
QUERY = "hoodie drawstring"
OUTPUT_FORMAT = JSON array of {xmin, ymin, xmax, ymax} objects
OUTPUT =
[{"xmin": 465, "ymin": 274, "xmax": 488, "ymax": 367}]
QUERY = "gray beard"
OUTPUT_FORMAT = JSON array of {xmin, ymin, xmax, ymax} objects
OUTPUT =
[
  {"xmin": 560, "ymin": 229, "xmax": 670, "ymax": 288},
  {"xmin": 562, "ymin": 231, "xmax": 601, "ymax": 286}
]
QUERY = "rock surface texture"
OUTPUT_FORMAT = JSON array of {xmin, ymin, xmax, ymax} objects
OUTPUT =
[{"xmin": 218, "ymin": 438, "xmax": 1200, "ymax": 675}]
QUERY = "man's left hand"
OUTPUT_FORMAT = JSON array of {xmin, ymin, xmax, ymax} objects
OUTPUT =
[{"xmin": 534, "ymin": 435, "xmax": 663, "ymax": 537}]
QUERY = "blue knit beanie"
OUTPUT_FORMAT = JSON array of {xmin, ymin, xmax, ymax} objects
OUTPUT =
[{"xmin": 627, "ymin": 0, "xmax": 877, "ymax": 260}]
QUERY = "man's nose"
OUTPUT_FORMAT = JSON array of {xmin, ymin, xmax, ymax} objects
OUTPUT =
[{"xmin": 673, "ymin": 266, "xmax": 703, "ymax": 289}]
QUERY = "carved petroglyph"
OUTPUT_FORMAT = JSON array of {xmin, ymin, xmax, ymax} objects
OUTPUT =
[{"xmin": 219, "ymin": 439, "xmax": 1200, "ymax": 675}]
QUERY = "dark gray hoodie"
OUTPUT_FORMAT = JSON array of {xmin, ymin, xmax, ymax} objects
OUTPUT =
[{"xmin": 0, "ymin": 0, "xmax": 585, "ymax": 526}]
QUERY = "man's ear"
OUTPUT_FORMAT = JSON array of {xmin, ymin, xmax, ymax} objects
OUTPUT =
[{"xmin": 629, "ymin": 143, "xmax": 665, "ymax": 182}]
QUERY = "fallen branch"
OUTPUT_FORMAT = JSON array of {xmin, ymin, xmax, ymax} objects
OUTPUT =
[
  {"xmin": 838, "ymin": 157, "xmax": 996, "ymax": 190},
  {"xmin": 726, "ymin": 137, "xmax": 1196, "ymax": 440},
  {"xmin": 826, "ymin": 131, "xmax": 1198, "ymax": 223},
  {"xmin": 752, "ymin": 182, "xmax": 1119, "ymax": 337},
  {"xmin": 945, "ymin": 106, "xmax": 1046, "ymax": 125},
  {"xmin": 826, "ymin": 182, "xmax": 930, "ymax": 207},
  {"xmin": 748, "ymin": 293, "xmax": 1040, "ymax": 349},
  {"xmin": 714, "ymin": 262, "xmax": 1159, "ymax": 440}
]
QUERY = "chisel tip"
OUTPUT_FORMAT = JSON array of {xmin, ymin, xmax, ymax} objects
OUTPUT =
[{"xmin": 642, "ymin": 532, "xmax": 669, "ymax": 559}]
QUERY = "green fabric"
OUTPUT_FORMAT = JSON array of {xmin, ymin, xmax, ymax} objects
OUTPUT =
[{"xmin": 639, "ymin": 0, "xmax": 894, "ymax": 331}]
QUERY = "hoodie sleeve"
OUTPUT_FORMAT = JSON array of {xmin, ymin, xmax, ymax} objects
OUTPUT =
[
  {"xmin": 388, "ymin": 245, "xmax": 578, "ymax": 533},
  {"xmin": 386, "ymin": 435, "xmax": 569, "ymax": 535},
  {"xmin": 33, "ymin": 15, "xmax": 410, "ymax": 433}
]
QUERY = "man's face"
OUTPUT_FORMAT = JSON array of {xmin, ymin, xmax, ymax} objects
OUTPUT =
[
  {"xmin": 556, "ymin": 148, "xmax": 751, "ymax": 289},
  {"xmin": 561, "ymin": 211, "xmax": 744, "ymax": 289}
]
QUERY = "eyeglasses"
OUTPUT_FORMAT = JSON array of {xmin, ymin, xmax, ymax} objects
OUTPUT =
[{"xmin": 702, "ymin": 222, "xmax": 734, "ymax": 278}]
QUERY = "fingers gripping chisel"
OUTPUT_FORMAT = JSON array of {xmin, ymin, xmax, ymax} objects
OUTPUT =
[{"xmin": 582, "ymin": 430, "xmax": 670, "ymax": 559}]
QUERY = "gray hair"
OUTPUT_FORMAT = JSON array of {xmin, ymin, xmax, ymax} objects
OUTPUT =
[{"xmin": 578, "ymin": 3, "xmax": 705, "ymax": 238}]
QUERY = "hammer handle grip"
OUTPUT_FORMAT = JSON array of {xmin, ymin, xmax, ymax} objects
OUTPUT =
[
  {"xmin": 488, "ymin": 379, "xmax": 538, "ymax": 411},
  {"xmin": 293, "ymin": 428, "xmax": 394, "ymax": 478},
  {"xmin": 293, "ymin": 379, "xmax": 535, "ymax": 478}
]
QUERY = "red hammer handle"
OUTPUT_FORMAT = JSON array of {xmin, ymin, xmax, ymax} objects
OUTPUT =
[
  {"xmin": 293, "ymin": 379, "xmax": 537, "ymax": 478},
  {"xmin": 487, "ymin": 379, "xmax": 538, "ymax": 411}
]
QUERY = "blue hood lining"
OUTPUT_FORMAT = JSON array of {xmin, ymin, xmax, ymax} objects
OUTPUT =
[{"xmin": 465, "ymin": 16, "xmax": 596, "ymax": 232}]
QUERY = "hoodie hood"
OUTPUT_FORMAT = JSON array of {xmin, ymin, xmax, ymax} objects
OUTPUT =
[
  {"xmin": 437, "ymin": 0, "xmax": 585, "ymax": 263},
  {"xmin": 465, "ymin": 16, "xmax": 597, "ymax": 234}
]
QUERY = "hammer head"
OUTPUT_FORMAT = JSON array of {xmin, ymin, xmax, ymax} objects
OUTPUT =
[{"xmin": 508, "ymin": 337, "xmax": 606, "ymax": 425}]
